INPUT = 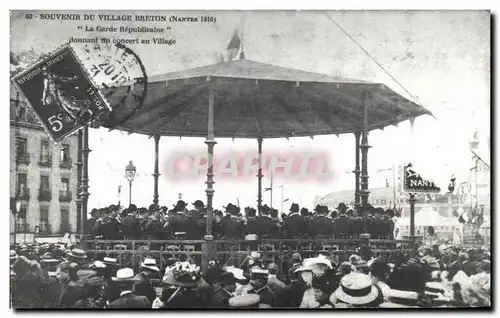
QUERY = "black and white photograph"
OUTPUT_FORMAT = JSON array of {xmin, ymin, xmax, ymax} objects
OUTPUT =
[{"xmin": 8, "ymin": 9, "xmax": 491, "ymax": 310}]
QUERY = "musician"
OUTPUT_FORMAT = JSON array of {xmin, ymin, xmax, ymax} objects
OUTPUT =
[
  {"xmin": 220, "ymin": 204, "xmax": 245, "ymax": 240},
  {"xmin": 120, "ymin": 208, "xmax": 142, "ymax": 240},
  {"xmin": 254, "ymin": 206, "xmax": 279, "ymax": 239},
  {"xmin": 192, "ymin": 200, "xmax": 206, "ymax": 215},
  {"xmin": 309, "ymin": 205, "xmax": 334, "ymax": 239},
  {"xmin": 283, "ymin": 203, "xmax": 308, "ymax": 239}
]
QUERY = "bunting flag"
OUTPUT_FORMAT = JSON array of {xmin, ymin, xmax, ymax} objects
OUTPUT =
[{"xmin": 226, "ymin": 30, "xmax": 241, "ymax": 61}]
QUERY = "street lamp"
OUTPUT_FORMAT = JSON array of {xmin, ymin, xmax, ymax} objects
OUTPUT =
[{"xmin": 125, "ymin": 160, "xmax": 137, "ymax": 206}]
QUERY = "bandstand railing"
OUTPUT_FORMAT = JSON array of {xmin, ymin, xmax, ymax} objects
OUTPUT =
[{"xmin": 80, "ymin": 237, "xmax": 413, "ymax": 273}]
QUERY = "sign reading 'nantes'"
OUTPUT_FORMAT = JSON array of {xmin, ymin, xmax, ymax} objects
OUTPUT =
[{"xmin": 403, "ymin": 163, "xmax": 441, "ymax": 193}]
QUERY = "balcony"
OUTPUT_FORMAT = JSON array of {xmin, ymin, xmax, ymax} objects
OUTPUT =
[
  {"xmin": 15, "ymin": 152, "xmax": 30, "ymax": 165},
  {"xmin": 59, "ymin": 190, "xmax": 72, "ymax": 202},
  {"xmin": 16, "ymin": 188, "xmax": 30, "ymax": 200},
  {"xmin": 38, "ymin": 155, "xmax": 52, "ymax": 167},
  {"xmin": 36, "ymin": 222, "xmax": 51, "ymax": 235},
  {"xmin": 60, "ymin": 158, "xmax": 73, "ymax": 169},
  {"xmin": 38, "ymin": 189, "xmax": 52, "ymax": 202},
  {"xmin": 15, "ymin": 222, "xmax": 30, "ymax": 233}
]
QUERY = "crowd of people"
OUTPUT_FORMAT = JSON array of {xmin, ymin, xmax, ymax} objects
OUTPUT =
[
  {"xmin": 85, "ymin": 200, "xmax": 396, "ymax": 240},
  {"xmin": 10, "ymin": 239, "xmax": 490, "ymax": 309}
]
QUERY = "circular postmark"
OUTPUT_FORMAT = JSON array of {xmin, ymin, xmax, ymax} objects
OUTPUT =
[{"xmin": 70, "ymin": 36, "xmax": 148, "ymax": 129}]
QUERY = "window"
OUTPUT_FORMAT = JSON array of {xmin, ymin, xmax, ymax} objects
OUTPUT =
[
  {"xmin": 40, "ymin": 175, "xmax": 50, "ymax": 191},
  {"xmin": 60, "ymin": 208, "xmax": 70, "ymax": 234},
  {"xmin": 61, "ymin": 144, "xmax": 70, "ymax": 162},
  {"xmin": 41, "ymin": 140, "xmax": 50, "ymax": 159},
  {"xmin": 40, "ymin": 206, "xmax": 49, "ymax": 222},
  {"xmin": 17, "ymin": 173, "xmax": 27, "ymax": 192},
  {"xmin": 17, "ymin": 137, "xmax": 27, "ymax": 155},
  {"xmin": 381, "ymin": 199, "xmax": 387, "ymax": 205},
  {"xmin": 61, "ymin": 178, "xmax": 70, "ymax": 194}
]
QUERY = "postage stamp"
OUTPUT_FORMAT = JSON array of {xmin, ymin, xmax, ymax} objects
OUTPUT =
[
  {"xmin": 72, "ymin": 38, "xmax": 148, "ymax": 128},
  {"xmin": 12, "ymin": 45, "xmax": 111, "ymax": 142}
]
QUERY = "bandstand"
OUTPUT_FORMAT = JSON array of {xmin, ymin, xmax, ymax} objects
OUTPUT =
[{"xmin": 78, "ymin": 55, "xmax": 432, "ymax": 271}]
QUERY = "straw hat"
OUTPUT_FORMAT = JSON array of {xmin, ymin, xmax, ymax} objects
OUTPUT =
[
  {"xmin": 331, "ymin": 272, "xmax": 380, "ymax": 306},
  {"xmin": 250, "ymin": 268, "xmax": 269, "ymax": 280},
  {"xmin": 112, "ymin": 268, "xmax": 140, "ymax": 282},
  {"xmin": 378, "ymin": 289, "xmax": 420, "ymax": 308},
  {"xmin": 102, "ymin": 257, "xmax": 117, "ymax": 266},
  {"xmin": 67, "ymin": 248, "xmax": 87, "ymax": 259},
  {"xmin": 90, "ymin": 260, "xmax": 107, "ymax": 269},
  {"xmin": 141, "ymin": 258, "xmax": 160, "ymax": 272},
  {"xmin": 228, "ymin": 294, "xmax": 260, "ymax": 308},
  {"xmin": 40, "ymin": 252, "xmax": 59, "ymax": 263}
]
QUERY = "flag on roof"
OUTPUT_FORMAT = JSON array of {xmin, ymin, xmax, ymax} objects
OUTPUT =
[{"xmin": 226, "ymin": 30, "xmax": 241, "ymax": 61}]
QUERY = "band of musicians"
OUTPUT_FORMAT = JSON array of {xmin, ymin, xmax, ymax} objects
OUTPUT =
[{"xmin": 85, "ymin": 201, "xmax": 396, "ymax": 241}]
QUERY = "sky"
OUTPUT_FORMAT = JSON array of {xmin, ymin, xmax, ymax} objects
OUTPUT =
[{"xmin": 10, "ymin": 10, "xmax": 490, "ymax": 211}]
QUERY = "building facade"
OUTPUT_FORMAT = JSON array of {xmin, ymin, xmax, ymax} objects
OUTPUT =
[{"xmin": 10, "ymin": 87, "xmax": 79, "ymax": 236}]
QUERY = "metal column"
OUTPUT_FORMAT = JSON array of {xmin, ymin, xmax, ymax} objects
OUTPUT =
[
  {"xmin": 153, "ymin": 135, "xmax": 160, "ymax": 207},
  {"xmin": 257, "ymin": 137, "xmax": 263, "ymax": 214},
  {"xmin": 202, "ymin": 85, "xmax": 217, "ymax": 272},
  {"xmin": 360, "ymin": 93, "xmax": 371, "ymax": 234},
  {"xmin": 354, "ymin": 132, "xmax": 361, "ymax": 210}
]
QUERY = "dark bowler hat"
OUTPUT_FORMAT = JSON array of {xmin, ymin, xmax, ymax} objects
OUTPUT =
[
  {"xmin": 192, "ymin": 200, "xmax": 205, "ymax": 208},
  {"xmin": 290, "ymin": 203, "xmax": 300, "ymax": 213},
  {"xmin": 173, "ymin": 200, "xmax": 187, "ymax": 210}
]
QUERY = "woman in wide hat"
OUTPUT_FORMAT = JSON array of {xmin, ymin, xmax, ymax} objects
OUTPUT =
[{"xmin": 160, "ymin": 261, "xmax": 207, "ymax": 308}]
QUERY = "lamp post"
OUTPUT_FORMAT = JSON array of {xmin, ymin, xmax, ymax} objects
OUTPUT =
[{"xmin": 125, "ymin": 160, "xmax": 137, "ymax": 206}]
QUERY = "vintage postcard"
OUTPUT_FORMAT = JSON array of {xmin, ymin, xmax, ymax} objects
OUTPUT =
[{"xmin": 9, "ymin": 10, "xmax": 490, "ymax": 310}]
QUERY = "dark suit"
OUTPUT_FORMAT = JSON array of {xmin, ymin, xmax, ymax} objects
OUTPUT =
[
  {"xmin": 58, "ymin": 281, "xmax": 85, "ymax": 308},
  {"xmin": 309, "ymin": 216, "xmax": 335, "ymax": 238},
  {"xmin": 283, "ymin": 214, "xmax": 308, "ymax": 238},
  {"xmin": 85, "ymin": 217, "xmax": 97, "ymax": 236},
  {"xmin": 254, "ymin": 216, "xmax": 280, "ymax": 239},
  {"xmin": 185, "ymin": 217, "xmax": 205, "ymax": 240},
  {"xmin": 108, "ymin": 292, "xmax": 151, "ymax": 308},
  {"xmin": 120, "ymin": 215, "xmax": 142, "ymax": 239},
  {"xmin": 220, "ymin": 216, "xmax": 245, "ymax": 239},
  {"xmin": 245, "ymin": 217, "xmax": 260, "ymax": 236},
  {"xmin": 133, "ymin": 273, "xmax": 156, "ymax": 304}
]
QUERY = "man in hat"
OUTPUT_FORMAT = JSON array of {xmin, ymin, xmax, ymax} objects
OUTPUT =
[
  {"xmin": 244, "ymin": 207, "xmax": 259, "ymax": 237},
  {"xmin": 210, "ymin": 271, "xmax": 241, "ymax": 308},
  {"xmin": 246, "ymin": 268, "xmax": 277, "ymax": 307},
  {"xmin": 168, "ymin": 202, "xmax": 190, "ymax": 239},
  {"xmin": 309, "ymin": 205, "xmax": 334, "ymax": 239},
  {"xmin": 220, "ymin": 203, "xmax": 245, "ymax": 239},
  {"xmin": 107, "ymin": 268, "xmax": 150, "ymax": 308},
  {"xmin": 94, "ymin": 257, "xmax": 120, "ymax": 306},
  {"xmin": 186, "ymin": 208, "xmax": 205, "ymax": 240},
  {"xmin": 253, "ymin": 205, "xmax": 279, "ymax": 239},
  {"xmin": 120, "ymin": 207, "xmax": 142, "ymax": 239},
  {"xmin": 133, "ymin": 258, "xmax": 160, "ymax": 304},
  {"xmin": 192, "ymin": 200, "xmax": 205, "ymax": 215},
  {"xmin": 66, "ymin": 248, "xmax": 96, "ymax": 281},
  {"xmin": 283, "ymin": 203, "xmax": 308, "ymax": 239},
  {"xmin": 85, "ymin": 208, "xmax": 100, "ymax": 237}
]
